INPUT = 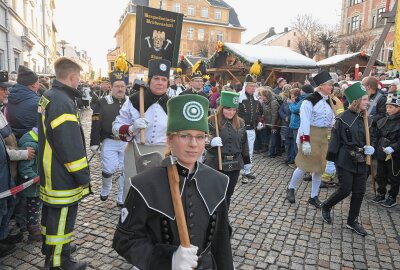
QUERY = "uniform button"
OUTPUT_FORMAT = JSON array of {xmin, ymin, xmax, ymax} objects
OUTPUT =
[
  {"xmin": 189, "ymin": 224, "xmax": 194, "ymax": 229},
  {"xmin": 163, "ymin": 227, "xmax": 168, "ymax": 232},
  {"xmin": 162, "ymin": 220, "xmax": 168, "ymax": 225},
  {"xmin": 189, "ymin": 212, "xmax": 194, "ymax": 218},
  {"xmin": 165, "ymin": 234, "xmax": 170, "ymax": 239},
  {"xmin": 188, "ymin": 192, "xmax": 193, "ymax": 198},
  {"xmin": 208, "ymin": 235, "xmax": 213, "ymax": 240},
  {"xmin": 190, "ymin": 234, "xmax": 194, "ymax": 239},
  {"xmin": 165, "ymin": 241, "xmax": 170, "ymax": 245},
  {"xmin": 211, "ymin": 221, "xmax": 216, "ymax": 227},
  {"xmin": 210, "ymin": 228, "xmax": 215, "ymax": 234},
  {"xmin": 212, "ymin": 214, "xmax": 217, "ymax": 220},
  {"xmin": 188, "ymin": 202, "xmax": 193, "ymax": 208}
]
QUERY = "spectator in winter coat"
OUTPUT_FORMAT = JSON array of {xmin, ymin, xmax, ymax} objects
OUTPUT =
[
  {"xmin": 279, "ymin": 88, "xmax": 294, "ymax": 165},
  {"xmin": 259, "ymin": 87, "xmax": 281, "ymax": 158},
  {"xmin": 273, "ymin": 77, "xmax": 287, "ymax": 95},
  {"xmin": 6, "ymin": 65, "xmax": 39, "ymax": 139},
  {"xmin": 209, "ymin": 86, "xmax": 220, "ymax": 110}
]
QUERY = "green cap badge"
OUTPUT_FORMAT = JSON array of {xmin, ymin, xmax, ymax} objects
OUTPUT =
[
  {"xmin": 167, "ymin": 95, "xmax": 209, "ymax": 134},
  {"xmin": 220, "ymin": 91, "xmax": 240, "ymax": 108},
  {"xmin": 344, "ymin": 82, "xmax": 367, "ymax": 104}
]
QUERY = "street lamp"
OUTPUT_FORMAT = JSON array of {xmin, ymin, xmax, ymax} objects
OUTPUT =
[{"xmin": 59, "ymin": 40, "xmax": 68, "ymax": 56}]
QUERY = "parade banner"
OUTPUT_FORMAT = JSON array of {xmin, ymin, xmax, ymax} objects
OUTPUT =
[{"xmin": 134, "ymin": 6, "xmax": 183, "ymax": 67}]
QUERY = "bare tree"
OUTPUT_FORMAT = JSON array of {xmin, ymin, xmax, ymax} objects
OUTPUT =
[
  {"xmin": 342, "ymin": 32, "xmax": 369, "ymax": 53},
  {"xmin": 292, "ymin": 14, "xmax": 322, "ymax": 58},
  {"xmin": 318, "ymin": 25, "xmax": 339, "ymax": 58},
  {"xmin": 196, "ymin": 40, "xmax": 217, "ymax": 57}
]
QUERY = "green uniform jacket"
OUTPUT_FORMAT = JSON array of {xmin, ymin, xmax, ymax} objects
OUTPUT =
[{"xmin": 17, "ymin": 129, "xmax": 39, "ymax": 197}]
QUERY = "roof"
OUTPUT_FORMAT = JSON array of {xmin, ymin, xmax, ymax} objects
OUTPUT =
[
  {"xmin": 317, "ymin": 52, "xmax": 386, "ymax": 66},
  {"xmin": 207, "ymin": 0, "xmax": 231, "ymax": 9},
  {"xmin": 218, "ymin": 43, "xmax": 318, "ymax": 68},
  {"xmin": 184, "ymin": 56, "xmax": 208, "ymax": 67},
  {"xmin": 131, "ymin": 0, "xmax": 149, "ymax": 5},
  {"xmin": 247, "ymin": 29, "xmax": 291, "ymax": 45}
]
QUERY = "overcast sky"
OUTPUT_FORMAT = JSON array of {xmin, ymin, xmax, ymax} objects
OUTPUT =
[{"xmin": 54, "ymin": 0, "xmax": 342, "ymax": 75}]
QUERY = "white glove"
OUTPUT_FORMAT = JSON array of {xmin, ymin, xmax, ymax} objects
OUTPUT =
[
  {"xmin": 363, "ymin": 145, "xmax": 375, "ymax": 156},
  {"xmin": 325, "ymin": 161, "xmax": 336, "ymax": 175},
  {"xmin": 172, "ymin": 245, "xmax": 198, "ymax": 270},
  {"xmin": 90, "ymin": 145, "xmax": 100, "ymax": 155},
  {"xmin": 383, "ymin": 146, "xmax": 394, "ymax": 155},
  {"xmin": 129, "ymin": 118, "xmax": 149, "ymax": 135},
  {"xmin": 256, "ymin": 122, "xmax": 264, "ymax": 130},
  {"xmin": 210, "ymin": 137, "xmax": 223, "ymax": 147},
  {"xmin": 302, "ymin": 142, "xmax": 311, "ymax": 156}
]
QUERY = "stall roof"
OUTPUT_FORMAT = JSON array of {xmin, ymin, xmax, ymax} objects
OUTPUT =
[
  {"xmin": 218, "ymin": 43, "xmax": 318, "ymax": 69},
  {"xmin": 317, "ymin": 52, "xmax": 385, "ymax": 66}
]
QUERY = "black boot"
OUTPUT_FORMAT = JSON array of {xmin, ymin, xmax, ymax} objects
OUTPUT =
[
  {"xmin": 346, "ymin": 220, "xmax": 367, "ymax": 236},
  {"xmin": 44, "ymin": 257, "xmax": 87, "ymax": 270},
  {"xmin": 308, "ymin": 196, "xmax": 321, "ymax": 208},
  {"xmin": 286, "ymin": 188, "xmax": 295, "ymax": 203},
  {"xmin": 321, "ymin": 204, "xmax": 332, "ymax": 224},
  {"xmin": 0, "ymin": 243, "xmax": 16, "ymax": 258}
]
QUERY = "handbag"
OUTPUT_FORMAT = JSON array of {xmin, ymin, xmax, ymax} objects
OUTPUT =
[{"xmin": 222, "ymin": 155, "xmax": 240, "ymax": 172}]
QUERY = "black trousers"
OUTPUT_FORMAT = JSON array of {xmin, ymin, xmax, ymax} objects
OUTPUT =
[
  {"xmin": 323, "ymin": 163, "xmax": 367, "ymax": 223},
  {"xmin": 41, "ymin": 204, "xmax": 78, "ymax": 267},
  {"xmin": 377, "ymin": 159, "xmax": 400, "ymax": 198},
  {"xmin": 223, "ymin": 170, "xmax": 240, "ymax": 210}
]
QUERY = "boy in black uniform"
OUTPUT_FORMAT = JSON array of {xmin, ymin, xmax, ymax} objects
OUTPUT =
[
  {"xmin": 321, "ymin": 82, "xmax": 375, "ymax": 236},
  {"xmin": 113, "ymin": 94, "xmax": 234, "ymax": 269},
  {"xmin": 371, "ymin": 93, "xmax": 400, "ymax": 207}
]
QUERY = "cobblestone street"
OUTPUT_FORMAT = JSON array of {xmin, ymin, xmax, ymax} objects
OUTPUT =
[{"xmin": 1, "ymin": 110, "xmax": 400, "ymax": 270}]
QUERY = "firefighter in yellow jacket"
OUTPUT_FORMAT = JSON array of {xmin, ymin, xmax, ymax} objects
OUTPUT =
[{"xmin": 38, "ymin": 57, "xmax": 90, "ymax": 270}]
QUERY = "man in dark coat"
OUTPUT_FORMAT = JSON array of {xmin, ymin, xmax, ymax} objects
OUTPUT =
[{"xmin": 6, "ymin": 65, "xmax": 40, "ymax": 139}]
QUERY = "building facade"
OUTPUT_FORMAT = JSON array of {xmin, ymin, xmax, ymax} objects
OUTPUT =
[
  {"xmin": 108, "ymin": 0, "xmax": 245, "ymax": 79},
  {"xmin": 56, "ymin": 42, "xmax": 94, "ymax": 82},
  {"xmin": 338, "ymin": 0, "xmax": 396, "ymax": 65},
  {"xmin": 0, "ymin": 0, "xmax": 57, "ymax": 74},
  {"xmin": 246, "ymin": 27, "xmax": 303, "ymax": 54}
]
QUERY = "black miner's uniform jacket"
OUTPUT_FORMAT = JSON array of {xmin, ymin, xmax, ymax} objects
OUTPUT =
[
  {"xmin": 90, "ymin": 95, "xmax": 127, "ymax": 146},
  {"xmin": 372, "ymin": 112, "xmax": 400, "ymax": 161},
  {"xmin": 38, "ymin": 80, "xmax": 90, "ymax": 207},
  {"xmin": 326, "ymin": 110, "xmax": 370, "ymax": 173},
  {"xmin": 113, "ymin": 162, "xmax": 234, "ymax": 270},
  {"xmin": 205, "ymin": 118, "xmax": 250, "ymax": 170},
  {"xmin": 238, "ymin": 92, "xmax": 262, "ymax": 130}
]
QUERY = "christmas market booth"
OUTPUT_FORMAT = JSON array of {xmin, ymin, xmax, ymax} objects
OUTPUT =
[
  {"xmin": 176, "ymin": 55, "xmax": 208, "ymax": 83},
  {"xmin": 207, "ymin": 42, "xmax": 318, "ymax": 86},
  {"xmin": 317, "ymin": 51, "xmax": 386, "ymax": 78}
]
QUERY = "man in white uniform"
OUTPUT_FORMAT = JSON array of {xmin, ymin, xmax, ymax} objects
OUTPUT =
[
  {"xmin": 286, "ymin": 71, "xmax": 336, "ymax": 208},
  {"xmin": 90, "ymin": 70, "xmax": 128, "ymax": 207},
  {"xmin": 112, "ymin": 59, "xmax": 170, "ymax": 200}
]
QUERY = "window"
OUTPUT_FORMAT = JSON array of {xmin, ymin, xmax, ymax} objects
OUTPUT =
[
  {"xmin": 14, "ymin": 52, "xmax": 20, "ymax": 71},
  {"xmin": 287, "ymin": 40, "xmax": 291, "ymax": 47},
  {"xmin": 217, "ymin": 31, "xmax": 223, "ymax": 42},
  {"xmin": 0, "ymin": 50, "xmax": 4, "ymax": 70},
  {"xmin": 173, "ymin": 3, "xmax": 180, "ymax": 13},
  {"xmin": 210, "ymin": 30, "xmax": 215, "ymax": 42},
  {"xmin": 376, "ymin": 7, "xmax": 385, "ymax": 27},
  {"xmin": 160, "ymin": 1, "xmax": 166, "ymax": 10},
  {"xmin": 215, "ymin": 10, "xmax": 221, "ymax": 20},
  {"xmin": 371, "ymin": 15, "xmax": 375, "ymax": 28},
  {"xmin": 187, "ymin": 51, "xmax": 193, "ymax": 56},
  {"xmin": 351, "ymin": 15, "xmax": 360, "ymax": 32},
  {"xmin": 349, "ymin": 0, "xmax": 363, "ymax": 6},
  {"xmin": 201, "ymin": 7, "xmax": 208, "ymax": 18},
  {"xmin": 293, "ymin": 31, "xmax": 296, "ymax": 36},
  {"xmin": 188, "ymin": 5, "xmax": 195, "ymax": 16},
  {"xmin": 198, "ymin": 29, "xmax": 204, "ymax": 41},
  {"xmin": 187, "ymin": 28, "xmax": 194, "ymax": 40}
]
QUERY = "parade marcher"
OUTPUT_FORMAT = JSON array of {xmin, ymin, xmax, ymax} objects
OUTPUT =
[
  {"xmin": 90, "ymin": 70, "xmax": 128, "ymax": 207},
  {"xmin": 81, "ymin": 85, "xmax": 92, "ymax": 109},
  {"xmin": 205, "ymin": 91, "xmax": 250, "ymax": 209},
  {"xmin": 179, "ymin": 60, "xmax": 209, "ymax": 98},
  {"xmin": 112, "ymin": 59, "xmax": 170, "ymax": 200},
  {"xmin": 113, "ymin": 94, "xmax": 234, "ymax": 269},
  {"xmin": 371, "ymin": 93, "xmax": 400, "ymax": 207},
  {"xmin": 168, "ymin": 68, "xmax": 186, "ymax": 97},
  {"xmin": 286, "ymin": 71, "xmax": 336, "ymax": 208},
  {"xmin": 320, "ymin": 82, "xmax": 374, "ymax": 236},
  {"xmin": 238, "ymin": 70, "xmax": 262, "ymax": 183},
  {"xmin": 38, "ymin": 57, "xmax": 91, "ymax": 270}
]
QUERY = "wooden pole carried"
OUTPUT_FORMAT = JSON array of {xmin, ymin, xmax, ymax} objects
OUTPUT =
[
  {"xmin": 167, "ymin": 164, "xmax": 191, "ymax": 247},
  {"xmin": 363, "ymin": 110, "xmax": 376, "ymax": 195},
  {"xmin": 139, "ymin": 87, "xmax": 146, "ymax": 145},
  {"xmin": 214, "ymin": 113, "xmax": 223, "ymax": 171}
]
